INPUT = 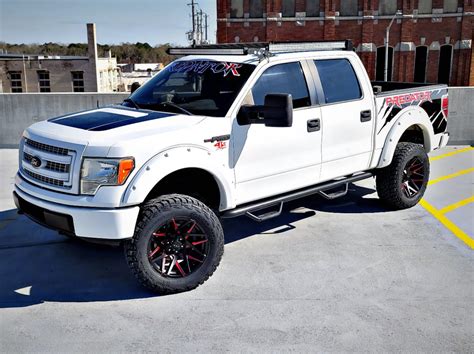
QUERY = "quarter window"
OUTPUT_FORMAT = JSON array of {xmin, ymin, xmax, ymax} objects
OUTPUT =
[
  {"xmin": 252, "ymin": 62, "xmax": 311, "ymax": 108},
  {"xmin": 314, "ymin": 59, "xmax": 362, "ymax": 104},
  {"xmin": 9, "ymin": 71, "xmax": 22, "ymax": 93}
]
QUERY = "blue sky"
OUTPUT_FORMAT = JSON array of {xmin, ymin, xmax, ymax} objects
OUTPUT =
[{"xmin": 0, "ymin": 0, "xmax": 217, "ymax": 45}]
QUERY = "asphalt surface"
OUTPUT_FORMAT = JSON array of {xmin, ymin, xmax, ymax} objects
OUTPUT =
[{"xmin": 0, "ymin": 147, "xmax": 472, "ymax": 352}]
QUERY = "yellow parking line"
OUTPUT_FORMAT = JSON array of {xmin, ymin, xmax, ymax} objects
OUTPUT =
[
  {"xmin": 439, "ymin": 195, "xmax": 474, "ymax": 214},
  {"xmin": 419, "ymin": 199, "xmax": 474, "ymax": 249},
  {"xmin": 429, "ymin": 146, "xmax": 474, "ymax": 162},
  {"xmin": 428, "ymin": 167, "xmax": 474, "ymax": 186}
]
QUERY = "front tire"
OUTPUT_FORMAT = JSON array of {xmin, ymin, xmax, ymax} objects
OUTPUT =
[
  {"xmin": 124, "ymin": 194, "xmax": 224, "ymax": 294},
  {"xmin": 376, "ymin": 142, "xmax": 430, "ymax": 210}
]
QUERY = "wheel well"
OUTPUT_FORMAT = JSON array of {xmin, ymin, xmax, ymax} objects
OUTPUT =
[
  {"xmin": 399, "ymin": 125, "xmax": 425, "ymax": 148},
  {"xmin": 144, "ymin": 168, "xmax": 221, "ymax": 210}
]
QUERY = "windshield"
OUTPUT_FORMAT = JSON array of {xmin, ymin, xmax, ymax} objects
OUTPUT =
[{"xmin": 126, "ymin": 60, "xmax": 256, "ymax": 117}]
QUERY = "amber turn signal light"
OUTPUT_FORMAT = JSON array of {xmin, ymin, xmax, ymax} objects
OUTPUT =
[{"xmin": 118, "ymin": 158, "xmax": 135, "ymax": 184}]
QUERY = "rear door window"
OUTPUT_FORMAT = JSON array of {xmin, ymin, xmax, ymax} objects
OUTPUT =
[
  {"xmin": 314, "ymin": 59, "xmax": 362, "ymax": 104},
  {"xmin": 252, "ymin": 62, "xmax": 311, "ymax": 109}
]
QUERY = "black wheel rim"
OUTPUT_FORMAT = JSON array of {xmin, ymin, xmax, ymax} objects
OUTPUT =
[
  {"xmin": 401, "ymin": 157, "xmax": 425, "ymax": 198},
  {"xmin": 147, "ymin": 218, "xmax": 209, "ymax": 278}
]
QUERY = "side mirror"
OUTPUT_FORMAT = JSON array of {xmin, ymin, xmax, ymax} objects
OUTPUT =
[{"xmin": 237, "ymin": 93, "xmax": 293, "ymax": 127}]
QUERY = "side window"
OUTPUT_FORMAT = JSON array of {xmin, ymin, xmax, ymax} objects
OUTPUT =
[
  {"xmin": 314, "ymin": 59, "xmax": 362, "ymax": 104},
  {"xmin": 251, "ymin": 62, "xmax": 311, "ymax": 109}
]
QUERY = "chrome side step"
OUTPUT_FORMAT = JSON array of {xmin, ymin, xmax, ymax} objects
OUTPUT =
[{"xmin": 221, "ymin": 172, "xmax": 373, "ymax": 221}]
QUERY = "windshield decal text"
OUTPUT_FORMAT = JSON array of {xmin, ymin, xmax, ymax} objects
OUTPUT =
[{"xmin": 170, "ymin": 61, "xmax": 242, "ymax": 77}]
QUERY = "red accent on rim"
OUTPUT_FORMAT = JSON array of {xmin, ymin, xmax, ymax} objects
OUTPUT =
[
  {"xmin": 192, "ymin": 240, "xmax": 208, "ymax": 246},
  {"xmin": 187, "ymin": 255, "xmax": 203, "ymax": 263},
  {"xmin": 175, "ymin": 261, "xmax": 186, "ymax": 276},
  {"xmin": 153, "ymin": 232, "xmax": 166, "ymax": 237},
  {"xmin": 171, "ymin": 218, "xmax": 179, "ymax": 231},
  {"xmin": 148, "ymin": 246, "xmax": 161, "ymax": 259}
]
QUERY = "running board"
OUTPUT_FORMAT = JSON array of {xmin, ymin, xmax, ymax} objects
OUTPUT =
[
  {"xmin": 318, "ymin": 183, "xmax": 348, "ymax": 200},
  {"xmin": 221, "ymin": 172, "xmax": 374, "ymax": 220}
]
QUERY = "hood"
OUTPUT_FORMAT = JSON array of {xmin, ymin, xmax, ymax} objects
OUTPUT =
[{"xmin": 49, "ymin": 105, "xmax": 178, "ymax": 131}]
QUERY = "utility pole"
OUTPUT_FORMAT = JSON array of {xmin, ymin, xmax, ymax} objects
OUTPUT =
[
  {"xmin": 190, "ymin": 0, "xmax": 196, "ymax": 46},
  {"xmin": 384, "ymin": 10, "xmax": 402, "ymax": 81}
]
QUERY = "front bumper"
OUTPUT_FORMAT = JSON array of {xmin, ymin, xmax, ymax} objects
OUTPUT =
[{"xmin": 13, "ymin": 187, "xmax": 140, "ymax": 240}]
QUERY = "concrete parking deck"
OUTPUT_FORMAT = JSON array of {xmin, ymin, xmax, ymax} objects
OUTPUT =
[{"xmin": 0, "ymin": 147, "xmax": 472, "ymax": 352}]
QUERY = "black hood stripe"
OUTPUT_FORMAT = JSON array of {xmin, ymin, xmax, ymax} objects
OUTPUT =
[{"xmin": 49, "ymin": 106, "xmax": 174, "ymax": 131}]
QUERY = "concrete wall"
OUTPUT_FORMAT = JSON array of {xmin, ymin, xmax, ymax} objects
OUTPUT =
[
  {"xmin": 0, "ymin": 93, "xmax": 128, "ymax": 147},
  {"xmin": 447, "ymin": 87, "xmax": 474, "ymax": 145},
  {"xmin": 0, "ymin": 89, "xmax": 472, "ymax": 148}
]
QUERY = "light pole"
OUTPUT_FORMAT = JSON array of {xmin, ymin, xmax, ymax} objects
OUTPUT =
[{"xmin": 384, "ymin": 10, "xmax": 402, "ymax": 82}]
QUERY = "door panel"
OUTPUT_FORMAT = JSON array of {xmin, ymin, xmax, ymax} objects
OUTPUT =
[
  {"xmin": 313, "ymin": 58, "xmax": 375, "ymax": 181},
  {"xmin": 231, "ymin": 61, "xmax": 322, "ymax": 205}
]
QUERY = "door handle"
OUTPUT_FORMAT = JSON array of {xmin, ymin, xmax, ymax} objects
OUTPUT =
[
  {"xmin": 360, "ymin": 110, "xmax": 372, "ymax": 122},
  {"xmin": 307, "ymin": 119, "xmax": 320, "ymax": 132}
]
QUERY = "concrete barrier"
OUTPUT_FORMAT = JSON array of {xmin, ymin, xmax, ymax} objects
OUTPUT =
[
  {"xmin": 0, "ymin": 89, "xmax": 472, "ymax": 147},
  {"xmin": 0, "ymin": 93, "xmax": 128, "ymax": 147},
  {"xmin": 447, "ymin": 87, "xmax": 474, "ymax": 145}
]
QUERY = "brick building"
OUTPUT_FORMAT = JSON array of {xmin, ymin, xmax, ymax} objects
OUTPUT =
[{"xmin": 217, "ymin": 0, "xmax": 473, "ymax": 86}]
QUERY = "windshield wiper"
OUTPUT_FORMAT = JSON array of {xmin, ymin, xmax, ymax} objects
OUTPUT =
[
  {"xmin": 154, "ymin": 102, "xmax": 193, "ymax": 116},
  {"xmin": 123, "ymin": 98, "xmax": 140, "ymax": 109}
]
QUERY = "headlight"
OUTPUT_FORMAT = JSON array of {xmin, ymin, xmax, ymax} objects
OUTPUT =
[{"xmin": 80, "ymin": 157, "xmax": 135, "ymax": 195}]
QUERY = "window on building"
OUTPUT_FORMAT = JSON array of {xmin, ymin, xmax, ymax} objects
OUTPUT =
[
  {"xmin": 340, "ymin": 0, "xmax": 358, "ymax": 16},
  {"xmin": 418, "ymin": 0, "xmax": 432, "ymax": 14},
  {"xmin": 282, "ymin": 0, "xmax": 296, "ymax": 17},
  {"xmin": 252, "ymin": 62, "xmax": 311, "ymax": 108},
  {"xmin": 378, "ymin": 0, "xmax": 397, "ymax": 15},
  {"xmin": 71, "ymin": 71, "xmax": 85, "ymax": 92},
  {"xmin": 250, "ymin": 0, "xmax": 264, "ymax": 18},
  {"xmin": 314, "ymin": 59, "xmax": 362, "ymax": 104},
  {"xmin": 375, "ymin": 46, "xmax": 394, "ymax": 81},
  {"xmin": 9, "ymin": 71, "xmax": 22, "ymax": 93},
  {"xmin": 37, "ymin": 71, "xmax": 51, "ymax": 92},
  {"xmin": 230, "ymin": 0, "xmax": 244, "ymax": 18},
  {"xmin": 414, "ymin": 46, "xmax": 428, "ymax": 83},
  {"xmin": 306, "ymin": 0, "xmax": 320, "ymax": 16},
  {"xmin": 443, "ymin": 0, "xmax": 458, "ymax": 13},
  {"xmin": 438, "ymin": 45, "xmax": 453, "ymax": 85}
]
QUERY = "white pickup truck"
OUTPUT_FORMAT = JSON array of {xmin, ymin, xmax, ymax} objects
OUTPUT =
[{"xmin": 13, "ymin": 41, "xmax": 449, "ymax": 294}]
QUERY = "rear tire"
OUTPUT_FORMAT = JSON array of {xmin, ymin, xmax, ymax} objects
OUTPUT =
[
  {"xmin": 124, "ymin": 194, "xmax": 224, "ymax": 294},
  {"xmin": 376, "ymin": 142, "xmax": 430, "ymax": 210}
]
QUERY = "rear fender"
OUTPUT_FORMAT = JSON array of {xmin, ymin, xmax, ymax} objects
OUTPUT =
[
  {"xmin": 121, "ymin": 145, "xmax": 234, "ymax": 210},
  {"xmin": 377, "ymin": 106, "xmax": 434, "ymax": 168}
]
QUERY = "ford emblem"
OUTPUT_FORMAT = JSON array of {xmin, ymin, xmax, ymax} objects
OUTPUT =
[{"xmin": 30, "ymin": 156, "xmax": 42, "ymax": 168}]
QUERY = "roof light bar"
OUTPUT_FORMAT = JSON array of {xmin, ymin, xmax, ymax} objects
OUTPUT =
[
  {"xmin": 167, "ymin": 47, "xmax": 248, "ymax": 56},
  {"xmin": 269, "ymin": 40, "xmax": 351, "ymax": 53}
]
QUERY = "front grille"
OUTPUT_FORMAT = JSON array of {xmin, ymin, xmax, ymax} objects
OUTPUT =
[
  {"xmin": 45, "ymin": 161, "xmax": 69, "ymax": 173},
  {"xmin": 21, "ymin": 138, "xmax": 76, "ymax": 191},
  {"xmin": 23, "ymin": 152, "xmax": 69, "ymax": 173},
  {"xmin": 23, "ymin": 169, "xmax": 65, "ymax": 187},
  {"xmin": 25, "ymin": 138, "xmax": 70, "ymax": 156}
]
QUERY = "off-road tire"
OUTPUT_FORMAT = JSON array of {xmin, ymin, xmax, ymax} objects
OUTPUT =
[
  {"xmin": 376, "ymin": 142, "xmax": 430, "ymax": 210},
  {"xmin": 124, "ymin": 194, "xmax": 224, "ymax": 294}
]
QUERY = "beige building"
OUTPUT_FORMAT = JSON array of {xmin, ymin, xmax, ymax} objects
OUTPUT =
[{"xmin": 0, "ymin": 24, "xmax": 122, "ymax": 93}]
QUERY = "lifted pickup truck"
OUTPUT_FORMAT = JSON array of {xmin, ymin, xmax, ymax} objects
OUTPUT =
[{"xmin": 13, "ymin": 41, "xmax": 449, "ymax": 294}]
